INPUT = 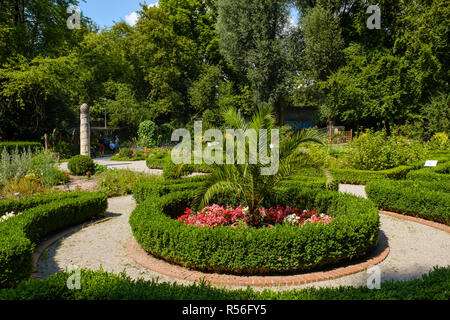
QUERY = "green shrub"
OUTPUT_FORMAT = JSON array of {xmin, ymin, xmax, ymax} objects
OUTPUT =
[
  {"xmin": 0, "ymin": 192, "xmax": 107, "ymax": 288},
  {"xmin": 429, "ymin": 133, "xmax": 449, "ymax": 151},
  {"xmin": 97, "ymin": 169, "xmax": 162, "ymax": 197},
  {"xmin": 366, "ymin": 179, "xmax": 450, "ymax": 225},
  {"xmin": 67, "ymin": 155, "xmax": 95, "ymax": 176},
  {"xmin": 30, "ymin": 151, "xmax": 68, "ymax": 186},
  {"xmin": 341, "ymin": 130, "xmax": 427, "ymax": 171},
  {"xmin": 162, "ymin": 160, "xmax": 195, "ymax": 179},
  {"xmin": 119, "ymin": 148, "xmax": 133, "ymax": 158},
  {"xmin": 159, "ymin": 123, "xmax": 173, "ymax": 145},
  {"xmin": 130, "ymin": 183, "xmax": 380, "ymax": 275},
  {"xmin": 407, "ymin": 165, "xmax": 450, "ymax": 183},
  {"xmin": 0, "ymin": 142, "xmax": 42, "ymax": 154},
  {"xmin": 138, "ymin": 121, "xmax": 158, "ymax": 148},
  {"xmin": 0, "ymin": 148, "xmax": 33, "ymax": 186},
  {"xmin": 0, "ymin": 267, "xmax": 448, "ymax": 300}
]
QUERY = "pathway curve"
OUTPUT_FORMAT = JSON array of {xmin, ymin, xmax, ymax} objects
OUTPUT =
[{"xmin": 37, "ymin": 188, "xmax": 450, "ymax": 290}]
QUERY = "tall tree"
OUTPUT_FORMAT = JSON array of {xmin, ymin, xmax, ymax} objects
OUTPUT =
[{"xmin": 216, "ymin": 0, "xmax": 296, "ymax": 122}]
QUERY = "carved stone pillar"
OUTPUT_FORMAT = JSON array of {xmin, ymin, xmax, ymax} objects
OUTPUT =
[{"xmin": 80, "ymin": 103, "xmax": 90, "ymax": 157}]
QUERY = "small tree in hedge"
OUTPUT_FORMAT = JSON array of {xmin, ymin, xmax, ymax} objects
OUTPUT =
[
  {"xmin": 138, "ymin": 121, "xmax": 158, "ymax": 148},
  {"xmin": 199, "ymin": 105, "xmax": 327, "ymax": 227}
]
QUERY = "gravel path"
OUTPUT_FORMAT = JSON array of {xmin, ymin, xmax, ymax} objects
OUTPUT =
[
  {"xmin": 37, "ymin": 191, "xmax": 450, "ymax": 291},
  {"xmin": 59, "ymin": 156, "xmax": 163, "ymax": 175}
]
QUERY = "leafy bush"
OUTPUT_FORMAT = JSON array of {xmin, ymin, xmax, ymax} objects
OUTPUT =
[
  {"xmin": 1, "ymin": 267, "xmax": 448, "ymax": 300},
  {"xmin": 159, "ymin": 123, "xmax": 173, "ymax": 145},
  {"xmin": 138, "ymin": 121, "xmax": 158, "ymax": 148},
  {"xmin": 0, "ymin": 142, "xmax": 42, "ymax": 153},
  {"xmin": 30, "ymin": 151, "xmax": 68, "ymax": 186},
  {"xmin": 119, "ymin": 148, "xmax": 133, "ymax": 158},
  {"xmin": 130, "ymin": 182, "xmax": 379, "ymax": 275},
  {"xmin": 0, "ymin": 177, "xmax": 48, "ymax": 200},
  {"xmin": 67, "ymin": 155, "xmax": 95, "ymax": 176},
  {"xmin": 407, "ymin": 163, "xmax": 450, "ymax": 183},
  {"xmin": 162, "ymin": 160, "xmax": 195, "ymax": 179},
  {"xmin": 97, "ymin": 169, "xmax": 162, "ymax": 197},
  {"xmin": 366, "ymin": 179, "xmax": 450, "ymax": 225},
  {"xmin": 0, "ymin": 148, "xmax": 33, "ymax": 186},
  {"xmin": 0, "ymin": 192, "xmax": 107, "ymax": 288},
  {"xmin": 429, "ymin": 133, "xmax": 449, "ymax": 151},
  {"xmin": 341, "ymin": 130, "xmax": 427, "ymax": 170},
  {"xmin": 53, "ymin": 141, "xmax": 76, "ymax": 159}
]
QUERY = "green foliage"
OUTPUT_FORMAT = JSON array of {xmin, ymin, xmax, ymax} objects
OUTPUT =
[
  {"xmin": 30, "ymin": 151, "xmax": 67, "ymax": 186},
  {"xmin": 301, "ymin": 4, "xmax": 344, "ymax": 82},
  {"xmin": 0, "ymin": 148, "xmax": 33, "ymax": 186},
  {"xmin": 0, "ymin": 142, "xmax": 42, "ymax": 153},
  {"xmin": 162, "ymin": 160, "xmax": 195, "ymax": 180},
  {"xmin": 96, "ymin": 170, "xmax": 162, "ymax": 197},
  {"xmin": 330, "ymin": 165, "xmax": 421, "ymax": 185},
  {"xmin": 130, "ymin": 184, "xmax": 379, "ymax": 275},
  {"xmin": 216, "ymin": 0, "xmax": 297, "ymax": 110},
  {"xmin": 0, "ymin": 192, "xmax": 107, "ymax": 288},
  {"xmin": 67, "ymin": 155, "xmax": 95, "ymax": 176},
  {"xmin": 1, "ymin": 266, "xmax": 448, "ymax": 300},
  {"xmin": 199, "ymin": 105, "xmax": 327, "ymax": 226},
  {"xmin": 159, "ymin": 124, "xmax": 173, "ymax": 145},
  {"xmin": 342, "ymin": 130, "xmax": 427, "ymax": 170},
  {"xmin": 429, "ymin": 133, "xmax": 449, "ymax": 151},
  {"xmin": 138, "ymin": 121, "xmax": 158, "ymax": 148},
  {"xmin": 366, "ymin": 179, "xmax": 450, "ymax": 225}
]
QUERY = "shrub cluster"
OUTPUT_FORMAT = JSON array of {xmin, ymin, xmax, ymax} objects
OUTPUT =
[
  {"xmin": 341, "ymin": 130, "xmax": 427, "ymax": 171},
  {"xmin": 0, "ymin": 267, "xmax": 448, "ymax": 300},
  {"xmin": 130, "ymin": 182, "xmax": 379, "ymax": 275},
  {"xmin": 366, "ymin": 179, "xmax": 450, "ymax": 225},
  {"xmin": 97, "ymin": 169, "xmax": 162, "ymax": 197},
  {"xmin": 67, "ymin": 155, "xmax": 95, "ymax": 176},
  {"xmin": 0, "ymin": 142, "xmax": 42, "ymax": 153},
  {"xmin": 0, "ymin": 192, "xmax": 107, "ymax": 288}
]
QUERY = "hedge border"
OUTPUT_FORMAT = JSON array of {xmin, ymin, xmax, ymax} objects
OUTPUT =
[
  {"xmin": 0, "ymin": 192, "xmax": 107, "ymax": 288},
  {"xmin": 0, "ymin": 142, "xmax": 42, "ymax": 153},
  {"xmin": 1, "ymin": 266, "xmax": 449, "ymax": 300},
  {"xmin": 366, "ymin": 179, "xmax": 450, "ymax": 225},
  {"xmin": 127, "ymin": 232, "xmax": 389, "ymax": 287},
  {"xmin": 130, "ymin": 185, "xmax": 380, "ymax": 275}
]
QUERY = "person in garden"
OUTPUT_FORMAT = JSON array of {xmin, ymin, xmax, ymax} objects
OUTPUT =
[
  {"xmin": 114, "ymin": 136, "xmax": 120, "ymax": 152},
  {"xmin": 98, "ymin": 136, "xmax": 105, "ymax": 157}
]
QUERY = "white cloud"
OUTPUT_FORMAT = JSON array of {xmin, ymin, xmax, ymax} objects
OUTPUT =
[{"xmin": 125, "ymin": 12, "xmax": 139, "ymax": 26}]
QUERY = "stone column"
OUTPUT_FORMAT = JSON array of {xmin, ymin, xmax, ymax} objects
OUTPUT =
[{"xmin": 80, "ymin": 103, "xmax": 91, "ymax": 157}]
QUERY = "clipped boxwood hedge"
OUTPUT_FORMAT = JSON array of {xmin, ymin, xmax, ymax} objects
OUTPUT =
[
  {"xmin": 0, "ymin": 266, "xmax": 448, "ymax": 300},
  {"xmin": 330, "ymin": 163, "xmax": 423, "ymax": 185},
  {"xmin": 406, "ymin": 162, "xmax": 450, "ymax": 183},
  {"xmin": 130, "ymin": 182, "xmax": 380, "ymax": 275},
  {"xmin": 0, "ymin": 192, "xmax": 108, "ymax": 288},
  {"xmin": 366, "ymin": 179, "xmax": 450, "ymax": 225},
  {"xmin": 0, "ymin": 142, "xmax": 42, "ymax": 153}
]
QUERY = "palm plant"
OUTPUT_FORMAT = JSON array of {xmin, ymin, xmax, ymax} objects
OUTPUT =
[{"xmin": 199, "ymin": 105, "xmax": 328, "ymax": 227}]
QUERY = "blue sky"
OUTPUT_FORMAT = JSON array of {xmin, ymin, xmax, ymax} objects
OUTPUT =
[
  {"xmin": 79, "ymin": 0, "xmax": 298, "ymax": 29},
  {"xmin": 79, "ymin": 0, "xmax": 158, "ymax": 28}
]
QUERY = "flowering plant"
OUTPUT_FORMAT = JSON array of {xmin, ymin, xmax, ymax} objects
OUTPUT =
[
  {"xmin": 177, "ymin": 205, "xmax": 333, "ymax": 229},
  {"xmin": 0, "ymin": 211, "xmax": 21, "ymax": 223}
]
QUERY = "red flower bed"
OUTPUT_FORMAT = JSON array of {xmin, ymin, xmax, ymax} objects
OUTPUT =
[{"xmin": 177, "ymin": 205, "xmax": 333, "ymax": 229}]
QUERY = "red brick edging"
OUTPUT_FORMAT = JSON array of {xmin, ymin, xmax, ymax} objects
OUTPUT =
[
  {"xmin": 127, "ymin": 233, "xmax": 390, "ymax": 288},
  {"xmin": 380, "ymin": 211, "xmax": 450, "ymax": 234},
  {"xmin": 32, "ymin": 217, "xmax": 112, "ymax": 279}
]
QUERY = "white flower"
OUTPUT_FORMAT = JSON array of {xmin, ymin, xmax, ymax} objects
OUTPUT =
[
  {"xmin": 0, "ymin": 211, "xmax": 21, "ymax": 223},
  {"xmin": 284, "ymin": 214, "xmax": 300, "ymax": 226}
]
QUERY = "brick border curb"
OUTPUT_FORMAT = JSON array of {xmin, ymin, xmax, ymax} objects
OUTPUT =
[
  {"xmin": 380, "ymin": 211, "xmax": 450, "ymax": 234},
  {"xmin": 32, "ymin": 217, "xmax": 113, "ymax": 279},
  {"xmin": 127, "ymin": 232, "xmax": 390, "ymax": 288}
]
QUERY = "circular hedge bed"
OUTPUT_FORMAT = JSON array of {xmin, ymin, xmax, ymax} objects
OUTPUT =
[{"xmin": 130, "ymin": 181, "xmax": 380, "ymax": 275}]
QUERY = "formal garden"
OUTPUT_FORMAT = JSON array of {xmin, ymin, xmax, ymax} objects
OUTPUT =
[{"xmin": 0, "ymin": 0, "xmax": 449, "ymax": 304}]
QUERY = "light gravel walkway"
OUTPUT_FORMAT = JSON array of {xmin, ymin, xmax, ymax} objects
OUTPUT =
[
  {"xmin": 59, "ymin": 156, "xmax": 163, "ymax": 175},
  {"xmin": 37, "ymin": 192, "xmax": 450, "ymax": 291}
]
